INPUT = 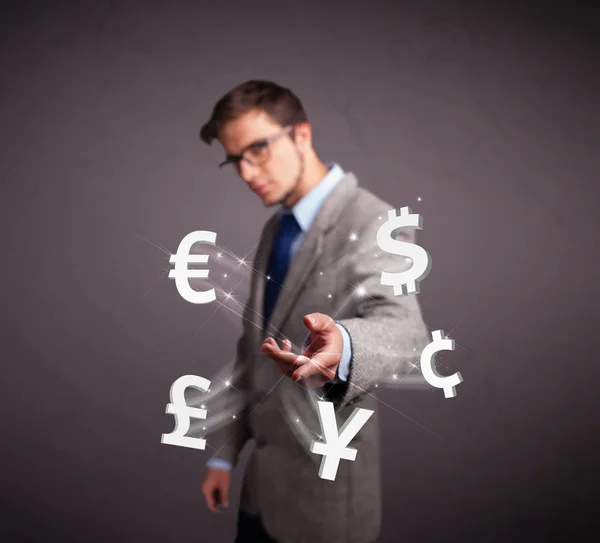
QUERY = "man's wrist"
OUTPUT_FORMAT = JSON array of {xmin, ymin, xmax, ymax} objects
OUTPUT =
[{"xmin": 206, "ymin": 458, "xmax": 233, "ymax": 471}]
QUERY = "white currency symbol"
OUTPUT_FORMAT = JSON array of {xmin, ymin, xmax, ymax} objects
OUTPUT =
[
  {"xmin": 310, "ymin": 401, "xmax": 374, "ymax": 481},
  {"xmin": 161, "ymin": 374, "xmax": 211, "ymax": 450},
  {"xmin": 420, "ymin": 329, "xmax": 463, "ymax": 398},
  {"xmin": 376, "ymin": 207, "xmax": 432, "ymax": 295},
  {"xmin": 169, "ymin": 231, "xmax": 217, "ymax": 304}
]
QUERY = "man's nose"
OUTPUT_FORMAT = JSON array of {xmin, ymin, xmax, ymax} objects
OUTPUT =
[{"xmin": 238, "ymin": 159, "xmax": 259, "ymax": 183}]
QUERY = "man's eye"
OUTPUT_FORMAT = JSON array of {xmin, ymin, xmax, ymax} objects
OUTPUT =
[{"xmin": 247, "ymin": 143, "xmax": 268, "ymax": 156}]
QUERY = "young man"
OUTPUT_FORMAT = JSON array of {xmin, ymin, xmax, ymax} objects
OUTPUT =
[{"xmin": 199, "ymin": 80, "xmax": 429, "ymax": 543}]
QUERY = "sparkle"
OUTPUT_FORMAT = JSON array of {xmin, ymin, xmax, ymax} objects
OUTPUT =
[
  {"xmin": 375, "ymin": 384, "xmax": 378, "ymax": 387},
  {"xmin": 224, "ymin": 273, "xmax": 228, "ymax": 277},
  {"xmin": 378, "ymin": 216, "xmax": 382, "ymax": 220},
  {"xmin": 374, "ymin": 253, "xmax": 378, "ymax": 257},
  {"xmin": 296, "ymin": 418, "xmax": 299, "ymax": 423},
  {"xmin": 328, "ymin": 294, "xmax": 332, "ymax": 298},
  {"xmin": 349, "ymin": 232, "xmax": 358, "ymax": 241},
  {"xmin": 267, "ymin": 275, "xmax": 271, "ymax": 280},
  {"xmin": 417, "ymin": 197, "xmax": 422, "ymax": 201},
  {"xmin": 356, "ymin": 286, "xmax": 367, "ymax": 297},
  {"xmin": 392, "ymin": 374, "xmax": 398, "ymax": 379},
  {"xmin": 201, "ymin": 404, "xmax": 205, "ymax": 408},
  {"xmin": 203, "ymin": 426, "xmax": 206, "ymax": 430},
  {"xmin": 239, "ymin": 258, "xmax": 245, "ymax": 265},
  {"xmin": 225, "ymin": 293, "xmax": 232, "ymax": 299},
  {"xmin": 232, "ymin": 415, "xmax": 236, "ymax": 419},
  {"xmin": 319, "ymin": 271, "xmax": 323, "ymax": 275},
  {"xmin": 225, "ymin": 380, "xmax": 230, "ymax": 386},
  {"xmin": 217, "ymin": 252, "xmax": 222, "ymax": 258}
]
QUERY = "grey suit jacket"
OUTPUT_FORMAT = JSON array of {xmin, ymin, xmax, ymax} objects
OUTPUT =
[{"xmin": 210, "ymin": 172, "xmax": 430, "ymax": 543}]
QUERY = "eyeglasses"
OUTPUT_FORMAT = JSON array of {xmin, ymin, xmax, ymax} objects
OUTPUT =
[{"xmin": 218, "ymin": 125, "xmax": 295, "ymax": 169}]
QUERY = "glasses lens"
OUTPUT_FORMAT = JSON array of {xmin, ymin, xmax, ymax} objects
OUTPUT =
[{"xmin": 243, "ymin": 143, "xmax": 269, "ymax": 167}]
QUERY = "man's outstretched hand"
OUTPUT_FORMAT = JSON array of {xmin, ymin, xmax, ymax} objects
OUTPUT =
[{"xmin": 260, "ymin": 313, "xmax": 343, "ymax": 388}]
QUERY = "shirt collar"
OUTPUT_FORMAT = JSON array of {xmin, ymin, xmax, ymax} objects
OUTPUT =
[{"xmin": 278, "ymin": 162, "xmax": 345, "ymax": 232}]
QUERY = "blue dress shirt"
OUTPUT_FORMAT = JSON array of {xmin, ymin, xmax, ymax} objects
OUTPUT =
[{"xmin": 207, "ymin": 162, "xmax": 353, "ymax": 472}]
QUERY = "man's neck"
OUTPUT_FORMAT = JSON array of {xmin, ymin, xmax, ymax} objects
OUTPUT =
[{"xmin": 284, "ymin": 159, "xmax": 329, "ymax": 208}]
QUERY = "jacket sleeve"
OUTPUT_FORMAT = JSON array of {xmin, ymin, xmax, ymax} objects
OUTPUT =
[
  {"xmin": 327, "ymin": 215, "xmax": 431, "ymax": 409},
  {"xmin": 205, "ymin": 214, "xmax": 279, "ymax": 467},
  {"xmin": 206, "ymin": 305, "xmax": 253, "ymax": 469}
]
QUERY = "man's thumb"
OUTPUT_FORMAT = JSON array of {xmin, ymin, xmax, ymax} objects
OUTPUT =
[{"xmin": 303, "ymin": 313, "xmax": 330, "ymax": 332}]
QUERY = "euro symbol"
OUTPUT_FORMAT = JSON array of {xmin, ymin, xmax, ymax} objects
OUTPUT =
[
  {"xmin": 161, "ymin": 374, "xmax": 211, "ymax": 450},
  {"xmin": 169, "ymin": 231, "xmax": 217, "ymax": 304}
]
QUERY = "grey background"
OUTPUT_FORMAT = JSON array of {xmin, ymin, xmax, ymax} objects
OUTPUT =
[{"xmin": 1, "ymin": 0, "xmax": 599, "ymax": 541}]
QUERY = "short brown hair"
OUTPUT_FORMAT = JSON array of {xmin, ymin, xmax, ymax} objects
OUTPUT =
[{"xmin": 199, "ymin": 80, "xmax": 309, "ymax": 144}]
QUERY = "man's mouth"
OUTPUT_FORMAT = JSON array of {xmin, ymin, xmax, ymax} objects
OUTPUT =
[{"xmin": 253, "ymin": 184, "xmax": 269, "ymax": 196}]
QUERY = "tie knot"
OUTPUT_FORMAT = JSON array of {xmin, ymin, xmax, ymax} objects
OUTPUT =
[{"xmin": 278, "ymin": 212, "xmax": 301, "ymax": 236}]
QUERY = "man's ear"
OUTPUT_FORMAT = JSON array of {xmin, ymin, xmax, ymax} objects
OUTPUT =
[{"xmin": 293, "ymin": 121, "xmax": 313, "ymax": 150}]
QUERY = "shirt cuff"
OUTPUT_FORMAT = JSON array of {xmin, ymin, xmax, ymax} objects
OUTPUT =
[
  {"xmin": 207, "ymin": 458, "xmax": 233, "ymax": 471},
  {"xmin": 335, "ymin": 322, "xmax": 352, "ymax": 382}
]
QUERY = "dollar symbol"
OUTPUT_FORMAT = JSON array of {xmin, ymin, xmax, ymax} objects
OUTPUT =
[
  {"xmin": 420, "ymin": 329, "xmax": 463, "ymax": 398},
  {"xmin": 161, "ymin": 374, "xmax": 211, "ymax": 450},
  {"xmin": 376, "ymin": 207, "xmax": 432, "ymax": 295},
  {"xmin": 310, "ymin": 401, "xmax": 374, "ymax": 481},
  {"xmin": 169, "ymin": 231, "xmax": 217, "ymax": 304}
]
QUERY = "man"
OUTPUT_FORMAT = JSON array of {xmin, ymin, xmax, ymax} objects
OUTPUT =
[{"xmin": 199, "ymin": 80, "xmax": 430, "ymax": 543}]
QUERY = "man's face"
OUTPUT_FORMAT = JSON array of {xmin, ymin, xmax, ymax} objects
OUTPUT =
[{"xmin": 217, "ymin": 109, "xmax": 307, "ymax": 207}]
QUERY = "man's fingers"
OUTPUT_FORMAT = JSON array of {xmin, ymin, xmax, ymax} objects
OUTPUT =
[
  {"xmin": 292, "ymin": 354, "xmax": 336, "ymax": 382},
  {"xmin": 263, "ymin": 348, "xmax": 312, "ymax": 378},
  {"xmin": 203, "ymin": 472, "xmax": 230, "ymax": 514},
  {"xmin": 203, "ymin": 484, "xmax": 218, "ymax": 512},
  {"xmin": 221, "ymin": 484, "xmax": 229, "ymax": 508},
  {"xmin": 262, "ymin": 337, "xmax": 293, "ymax": 353},
  {"xmin": 291, "ymin": 357, "xmax": 319, "ymax": 381},
  {"xmin": 262, "ymin": 345, "xmax": 307, "ymax": 367},
  {"xmin": 263, "ymin": 337, "xmax": 278, "ymax": 348},
  {"xmin": 274, "ymin": 341, "xmax": 293, "ymax": 373},
  {"xmin": 261, "ymin": 339, "xmax": 336, "ymax": 383},
  {"xmin": 261, "ymin": 340, "xmax": 279, "ymax": 353}
]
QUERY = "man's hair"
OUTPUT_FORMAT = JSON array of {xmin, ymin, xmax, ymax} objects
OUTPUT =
[{"xmin": 199, "ymin": 80, "xmax": 309, "ymax": 145}]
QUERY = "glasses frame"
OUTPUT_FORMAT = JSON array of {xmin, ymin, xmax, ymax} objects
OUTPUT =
[{"xmin": 218, "ymin": 124, "xmax": 295, "ymax": 169}]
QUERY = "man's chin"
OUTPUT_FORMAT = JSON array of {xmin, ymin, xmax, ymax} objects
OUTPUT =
[{"xmin": 260, "ymin": 194, "xmax": 280, "ymax": 207}]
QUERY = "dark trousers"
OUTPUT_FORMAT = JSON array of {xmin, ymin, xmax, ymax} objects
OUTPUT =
[
  {"xmin": 234, "ymin": 509, "xmax": 379, "ymax": 543},
  {"xmin": 234, "ymin": 510, "xmax": 279, "ymax": 543}
]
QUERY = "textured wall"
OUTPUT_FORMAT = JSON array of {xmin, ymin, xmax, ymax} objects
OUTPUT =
[{"xmin": 1, "ymin": 0, "xmax": 598, "ymax": 541}]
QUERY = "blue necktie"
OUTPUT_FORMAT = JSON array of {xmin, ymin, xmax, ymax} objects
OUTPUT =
[{"xmin": 263, "ymin": 211, "xmax": 301, "ymax": 329}]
